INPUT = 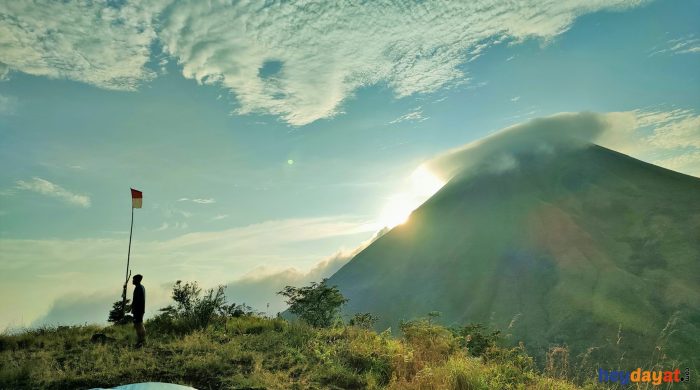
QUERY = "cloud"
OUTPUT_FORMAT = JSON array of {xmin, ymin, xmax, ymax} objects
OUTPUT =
[
  {"xmin": 211, "ymin": 214, "xmax": 228, "ymax": 221},
  {"xmin": 390, "ymin": 107, "xmax": 428, "ymax": 124},
  {"xmin": 0, "ymin": 1, "xmax": 165, "ymax": 90},
  {"xmin": 15, "ymin": 177, "xmax": 91, "ymax": 207},
  {"xmin": 159, "ymin": 0, "xmax": 644, "ymax": 125},
  {"xmin": 1, "ymin": 0, "xmax": 644, "ymax": 125},
  {"xmin": 0, "ymin": 215, "xmax": 377, "ymax": 328},
  {"xmin": 427, "ymin": 109, "xmax": 700, "ymax": 181},
  {"xmin": 19, "ymin": 226, "xmax": 388, "ymax": 329},
  {"xmin": 178, "ymin": 197, "xmax": 216, "ymax": 204},
  {"xmin": 649, "ymin": 35, "xmax": 700, "ymax": 56},
  {"xmin": 637, "ymin": 108, "xmax": 700, "ymax": 149},
  {"xmin": 222, "ymin": 228, "xmax": 388, "ymax": 315},
  {"xmin": 427, "ymin": 112, "xmax": 620, "ymax": 179},
  {"xmin": 510, "ymin": 96, "xmax": 521, "ymax": 102}
]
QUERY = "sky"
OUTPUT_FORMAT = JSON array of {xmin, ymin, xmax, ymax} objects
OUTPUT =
[{"xmin": 0, "ymin": 0, "xmax": 698, "ymax": 330}]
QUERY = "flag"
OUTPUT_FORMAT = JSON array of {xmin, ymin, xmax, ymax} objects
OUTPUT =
[{"xmin": 131, "ymin": 188, "xmax": 143, "ymax": 209}]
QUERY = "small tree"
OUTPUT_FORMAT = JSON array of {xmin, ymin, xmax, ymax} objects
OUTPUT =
[
  {"xmin": 349, "ymin": 312, "xmax": 379, "ymax": 329},
  {"xmin": 108, "ymin": 299, "xmax": 132, "ymax": 324},
  {"xmin": 277, "ymin": 279, "xmax": 348, "ymax": 327},
  {"xmin": 455, "ymin": 323, "xmax": 501, "ymax": 357}
]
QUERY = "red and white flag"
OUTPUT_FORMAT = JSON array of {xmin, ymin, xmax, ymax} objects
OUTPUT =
[{"xmin": 131, "ymin": 188, "xmax": 143, "ymax": 209}]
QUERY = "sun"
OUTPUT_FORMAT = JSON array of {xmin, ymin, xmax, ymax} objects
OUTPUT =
[
  {"xmin": 378, "ymin": 194, "xmax": 415, "ymax": 228},
  {"xmin": 377, "ymin": 165, "xmax": 445, "ymax": 229}
]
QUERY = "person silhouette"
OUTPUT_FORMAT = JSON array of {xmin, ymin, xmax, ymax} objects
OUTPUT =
[{"xmin": 131, "ymin": 274, "xmax": 146, "ymax": 347}]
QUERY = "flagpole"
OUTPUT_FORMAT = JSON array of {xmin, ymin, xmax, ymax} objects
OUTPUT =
[{"xmin": 122, "ymin": 205, "xmax": 134, "ymax": 316}]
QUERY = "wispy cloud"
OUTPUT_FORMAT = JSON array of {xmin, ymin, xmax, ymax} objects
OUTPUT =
[
  {"xmin": 211, "ymin": 214, "xmax": 229, "ymax": 221},
  {"xmin": 0, "ymin": 0, "xmax": 644, "ymax": 125},
  {"xmin": 649, "ymin": 35, "xmax": 700, "ymax": 56},
  {"xmin": 0, "ymin": 1, "xmax": 162, "ymax": 90},
  {"xmin": 390, "ymin": 107, "xmax": 428, "ymax": 124},
  {"xmin": 510, "ymin": 96, "xmax": 521, "ymax": 102},
  {"xmin": 178, "ymin": 197, "xmax": 216, "ymax": 204},
  {"xmin": 15, "ymin": 177, "xmax": 90, "ymax": 208},
  {"xmin": 635, "ymin": 108, "xmax": 700, "ymax": 149},
  {"xmin": 155, "ymin": 222, "xmax": 169, "ymax": 231}
]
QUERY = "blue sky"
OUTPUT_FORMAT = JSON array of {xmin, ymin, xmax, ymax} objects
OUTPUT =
[{"xmin": 0, "ymin": 0, "xmax": 698, "ymax": 329}]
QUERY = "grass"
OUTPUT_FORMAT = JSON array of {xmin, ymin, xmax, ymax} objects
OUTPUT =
[{"xmin": 0, "ymin": 316, "xmax": 612, "ymax": 390}]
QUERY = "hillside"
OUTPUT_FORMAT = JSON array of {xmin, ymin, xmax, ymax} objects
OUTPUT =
[
  {"xmin": 0, "ymin": 316, "xmax": 593, "ymax": 389},
  {"xmin": 328, "ymin": 144, "xmax": 700, "ymax": 371}
]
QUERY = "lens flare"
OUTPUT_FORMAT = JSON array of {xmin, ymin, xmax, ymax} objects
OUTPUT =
[{"xmin": 378, "ymin": 165, "xmax": 445, "ymax": 228}]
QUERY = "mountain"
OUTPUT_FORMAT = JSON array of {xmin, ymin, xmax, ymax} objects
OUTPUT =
[{"xmin": 328, "ymin": 144, "xmax": 700, "ymax": 369}]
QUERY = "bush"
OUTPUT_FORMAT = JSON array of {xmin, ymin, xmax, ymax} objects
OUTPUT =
[
  {"xmin": 150, "ymin": 280, "xmax": 253, "ymax": 334},
  {"xmin": 453, "ymin": 323, "xmax": 501, "ymax": 357},
  {"xmin": 349, "ymin": 313, "xmax": 379, "ymax": 329},
  {"xmin": 400, "ymin": 318, "xmax": 457, "ymax": 363}
]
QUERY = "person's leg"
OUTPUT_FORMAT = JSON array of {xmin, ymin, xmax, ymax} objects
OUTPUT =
[
  {"xmin": 136, "ymin": 322, "xmax": 146, "ymax": 345},
  {"xmin": 133, "ymin": 314, "xmax": 145, "ymax": 347}
]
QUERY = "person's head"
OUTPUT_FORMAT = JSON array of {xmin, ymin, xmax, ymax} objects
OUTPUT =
[{"xmin": 132, "ymin": 274, "xmax": 143, "ymax": 285}]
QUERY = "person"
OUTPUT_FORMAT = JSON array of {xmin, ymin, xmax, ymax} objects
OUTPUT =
[{"xmin": 131, "ymin": 274, "xmax": 146, "ymax": 347}]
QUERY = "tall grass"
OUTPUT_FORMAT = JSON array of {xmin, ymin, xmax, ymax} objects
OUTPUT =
[{"xmin": 0, "ymin": 315, "xmax": 599, "ymax": 390}]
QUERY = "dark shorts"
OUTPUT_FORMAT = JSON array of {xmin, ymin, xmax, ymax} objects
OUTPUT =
[{"xmin": 133, "ymin": 313, "xmax": 144, "ymax": 324}]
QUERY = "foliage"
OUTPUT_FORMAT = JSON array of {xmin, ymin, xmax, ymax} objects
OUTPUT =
[
  {"xmin": 152, "ymin": 281, "xmax": 254, "ymax": 334},
  {"xmin": 453, "ymin": 322, "xmax": 502, "ymax": 357},
  {"xmin": 277, "ymin": 279, "xmax": 348, "ymax": 328},
  {"xmin": 348, "ymin": 312, "xmax": 379, "ymax": 329},
  {"xmin": 107, "ymin": 299, "xmax": 132, "ymax": 325}
]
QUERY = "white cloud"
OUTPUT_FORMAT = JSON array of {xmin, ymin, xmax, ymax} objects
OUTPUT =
[
  {"xmin": 427, "ymin": 112, "xmax": 618, "ymax": 179},
  {"xmin": 650, "ymin": 35, "xmax": 700, "ymax": 56},
  {"xmin": 15, "ymin": 177, "xmax": 90, "ymax": 207},
  {"xmin": 427, "ymin": 109, "xmax": 700, "ymax": 180},
  {"xmin": 636, "ymin": 109, "xmax": 700, "ymax": 149},
  {"xmin": 0, "ymin": 1, "xmax": 165, "ymax": 90},
  {"xmin": 390, "ymin": 107, "xmax": 428, "ymax": 124},
  {"xmin": 1, "ymin": 0, "xmax": 644, "ymax": 125},
  {"xmin": 159, "ymin": 0, "xmax": 644, "ymax": 125},
  {"xmin": 178, "ymin": 197, "xmax": 216, "ymax": 204},
  {"xmin": 511, "ymin": 96, "xmax": 521, "ymax": 102},
  {"xmin": 211, "ymin": 214, "xmax": 228, "ymax": 221}
]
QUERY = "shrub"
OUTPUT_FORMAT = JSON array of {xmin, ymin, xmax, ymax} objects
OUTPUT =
[
  {"xmin": 349, "ymin": 312, "xmax": 379, "ymax": 329},
  {"xmin": 150, "ymin": 281, "xmax": 252, "ymax": 334},
  {"xmin": 453, "ymin": 323, "xmax": 501, "ymax": 357},
  {"xmin": 400, "ymin": 318, "xmax": 457, "ymax": 364}
]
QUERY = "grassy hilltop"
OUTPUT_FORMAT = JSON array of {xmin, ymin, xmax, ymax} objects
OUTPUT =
[
  {"xmin": 1, "ymin": 314, "xmax": 607, "ymax": 390},
  {"xmin": 0, "ymin": 279, "xmax": 606, "ymax": 389}
]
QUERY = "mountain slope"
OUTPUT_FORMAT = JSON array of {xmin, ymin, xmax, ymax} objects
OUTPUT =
[{"xmin": 328, "ymin": 145, "xmax": 700, "ymax": 369}]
